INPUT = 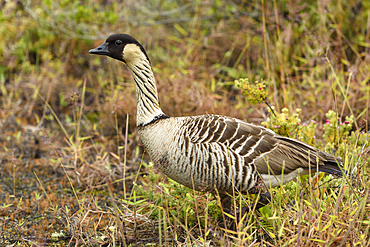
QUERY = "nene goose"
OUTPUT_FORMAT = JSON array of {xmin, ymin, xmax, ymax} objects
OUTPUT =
[{"xmin": 89, "ymin": 34, "xmax": 344, "ymax": 209}]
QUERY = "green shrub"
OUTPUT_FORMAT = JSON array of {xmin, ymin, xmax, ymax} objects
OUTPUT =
[{"xmin": 235, "ymin": 78, "xmax": 267, "ymax": 105}]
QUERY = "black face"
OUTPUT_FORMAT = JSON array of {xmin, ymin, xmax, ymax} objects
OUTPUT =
[{"xmin": 89, "ymin": 34, "xmax": 150, "ymax": 63}]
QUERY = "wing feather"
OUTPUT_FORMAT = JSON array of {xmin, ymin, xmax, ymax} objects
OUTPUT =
[{"xmin": 186, "ymin": 114, "xmax": 343, "ymax": 178}]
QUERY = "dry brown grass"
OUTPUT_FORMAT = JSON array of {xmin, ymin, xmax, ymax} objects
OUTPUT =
[{"xmin": 0, "ymin": 0, "xmax": 369, "ymax": 246}]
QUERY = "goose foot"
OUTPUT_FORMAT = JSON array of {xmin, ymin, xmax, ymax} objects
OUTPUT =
[
  {"xmin": 219, "ymin": 191, "xmax": 271, "ymax": 230},
  {"xmin": 254, "ymin": 191, "xmax": 271, "ymax": 210}
]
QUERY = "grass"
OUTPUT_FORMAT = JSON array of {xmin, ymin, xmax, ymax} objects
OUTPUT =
[{"xmin": 0, "ymin": 0, "xmax": 369, "ymax": 246}]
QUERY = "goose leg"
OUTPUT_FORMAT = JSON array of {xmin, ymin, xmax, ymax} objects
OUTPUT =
[
  {"xmin": 220, "ymin": 193, "xmax": 233, "ymax": 210},
  {"xmin": 218, "ymin": 192, "xmax": 271, "ymax": 230},
  {"xmin": 254, "ymin": 191, "xmax": 271, "ymax": 210},
  {"xmin": 219, "ymin": 191, "xmax": 271, "ymax": 213}
]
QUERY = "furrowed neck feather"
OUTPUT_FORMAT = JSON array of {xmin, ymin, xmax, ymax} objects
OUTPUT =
[{"xmin": 126, "ymin": 56, "xmax": 165, "ymax": 127}]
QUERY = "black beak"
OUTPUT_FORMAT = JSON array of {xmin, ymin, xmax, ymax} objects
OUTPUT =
[{"xmin": 89, "ymin": 42, "xmax": 109, "ymax": 55}]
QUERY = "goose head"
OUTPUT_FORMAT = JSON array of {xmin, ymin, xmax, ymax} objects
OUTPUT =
[{"xmin": 89, "ymin": 34, "xmax": 150, "ymax": 66}]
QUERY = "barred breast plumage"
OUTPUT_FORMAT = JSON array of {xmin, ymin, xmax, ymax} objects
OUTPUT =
[{"xmin": 89, "ymin": 34, "xmax": 345, "ymax": 209}]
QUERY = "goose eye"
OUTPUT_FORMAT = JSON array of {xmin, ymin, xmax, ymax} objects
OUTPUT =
[{"xmin": 115, "ymin": 40, "xmax": 122, "ymax": 46}]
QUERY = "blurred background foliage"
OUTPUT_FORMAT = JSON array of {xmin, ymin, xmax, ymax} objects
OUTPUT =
[
  {"xmin": 1, "ymin": 0, "xmax": 370, "ymax": 193},
  {"xmin": 1, "ymin": 0, "xmax": 369, "ymax": 136}
]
